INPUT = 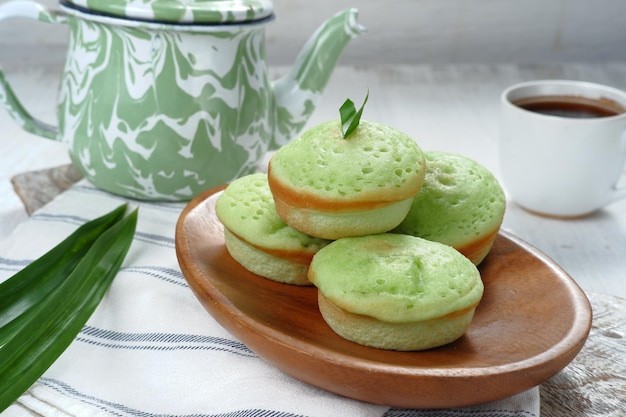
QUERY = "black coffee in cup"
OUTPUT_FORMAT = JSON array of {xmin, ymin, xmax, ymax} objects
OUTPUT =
[{"xmin": 513, "ymin": 95, "xmax": 626, "ymax": 118}]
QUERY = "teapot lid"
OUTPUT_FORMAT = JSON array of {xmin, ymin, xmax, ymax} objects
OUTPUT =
[{"xmin": 64, "ymin": 0, "xmax": 274, "ymax": 24}]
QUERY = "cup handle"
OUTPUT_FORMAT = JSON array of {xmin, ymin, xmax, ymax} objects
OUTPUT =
[
  {"xmin": 611, "ymin": 186, "xmax": 626, "ymax": 202},
  {"xmin": 609, "ymin": 131, "xmax": 626, "ymax": 202},
  {"xmin": 0, "ymin": 1, "xmax": 67, "ymax": 140}
]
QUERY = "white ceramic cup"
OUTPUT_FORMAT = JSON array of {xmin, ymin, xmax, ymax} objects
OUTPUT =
[{"xmin": 499, "ymin": 80, "xmax": 626, "ymax": 218}]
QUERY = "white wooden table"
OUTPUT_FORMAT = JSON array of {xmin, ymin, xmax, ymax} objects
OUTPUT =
[{"xmin": 1, "ymin": 61, "xmax": 625, "ymax": 416}]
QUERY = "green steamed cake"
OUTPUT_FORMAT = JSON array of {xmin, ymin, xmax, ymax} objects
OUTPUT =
[
  {"xmin": 308, "ymin": 233, "xmax": 483, "ymax": 350},
  {"xmin": 269, "ymin": 119, "xmax": 424, "ymax": 204},
  {"xmin": 268, "ymin": 119, "xmax": 425, "ymax": 239},
  {"xmin": 394, "ymin": 151, "xmax": 506, "ymax": 264},
  {"xmin": 216, "ymin": 173, "xmax": 330, "ymax": 285}
]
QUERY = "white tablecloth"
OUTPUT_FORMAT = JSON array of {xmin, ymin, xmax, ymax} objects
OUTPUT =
[{"xmin": 0, "ymin": 180, "xmax": 540, "ymax": 417}]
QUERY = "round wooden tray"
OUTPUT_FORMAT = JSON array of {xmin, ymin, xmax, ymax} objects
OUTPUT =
[{"xmin": 175, "ymin": 185, "xmax": 592, "ymax": 409}]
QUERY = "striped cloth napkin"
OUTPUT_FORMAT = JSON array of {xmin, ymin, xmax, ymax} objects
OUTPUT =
[{"xmin": 0, "ymin": 180, "xmax": 539, "ymax": 417}]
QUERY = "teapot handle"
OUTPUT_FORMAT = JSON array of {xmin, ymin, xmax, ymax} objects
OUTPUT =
[{"xmin": 0, "ymin": 1, "xmax": 67, "ymax": 140}]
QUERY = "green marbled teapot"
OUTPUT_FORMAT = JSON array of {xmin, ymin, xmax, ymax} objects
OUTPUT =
[{"xmin": 0, "ymin": 0, "xmax": 364, "ymax": 200}]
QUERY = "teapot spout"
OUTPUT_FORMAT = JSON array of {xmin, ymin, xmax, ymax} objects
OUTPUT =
[{"xmin": 271, "ymin": 8, "xmax": 365, "ymax": 148}]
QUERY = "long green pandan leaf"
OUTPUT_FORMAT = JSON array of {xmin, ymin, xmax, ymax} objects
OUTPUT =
[
  {"xmin": 0, "ymin": 204, "xmax": 128, "ymax": 327},
  {"xmin": 0, "ymin": 208, "xmax": 138, "ymax": 412},
  {"xmin": 0, "ymin": 205, "xmax": 129, "ymax": 349}
]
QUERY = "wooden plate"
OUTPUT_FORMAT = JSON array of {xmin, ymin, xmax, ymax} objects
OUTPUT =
[{"xmin": 175, "ymin": 185, "xmax": 592, "ymax": 409}]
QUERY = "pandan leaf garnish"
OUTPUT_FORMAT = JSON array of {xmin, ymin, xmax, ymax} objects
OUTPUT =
[{"xmin": 340, "ymin": 91, "xmax": 369, "ymax": 138}]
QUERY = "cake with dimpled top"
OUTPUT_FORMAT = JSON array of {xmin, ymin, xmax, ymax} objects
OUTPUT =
[
  {"xmin": 267, "ymin": 119, "xmax": 426, "ymax": 240},
  {"xmin": 394, "ymin": 151, "xmax": 506, "ymax": 265},
  {"xmin": 308, "ymin": 233, "xmax": 484, "ymax": 351},
  {"xmin": 215, "ymin": 173, "xmax": 330, "ymax": 285}
]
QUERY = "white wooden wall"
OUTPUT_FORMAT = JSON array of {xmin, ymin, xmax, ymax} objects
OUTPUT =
[
  {"xmin": 1, "ymin": 0, "xmax": 625, "ymax": 67},
  {"xmin": 268, "ymin": 0, "xmax": 626, "ymax": 65}
]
